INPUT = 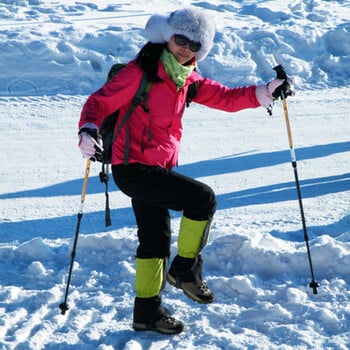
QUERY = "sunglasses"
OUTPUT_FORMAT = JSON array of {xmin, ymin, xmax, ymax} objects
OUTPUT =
[{"xmin": 173, "ymin": 34, "xmax": 202, "ymax": 52}]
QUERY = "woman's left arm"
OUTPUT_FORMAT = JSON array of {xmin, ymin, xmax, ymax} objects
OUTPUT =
[{"xmin": 192, "ymin": 78, "xmax": 260, "ymax": 112}]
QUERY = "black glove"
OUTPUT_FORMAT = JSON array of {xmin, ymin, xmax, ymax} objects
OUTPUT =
[{"xmin": 272, "ymin": 77, "xmax": 295, "ymax": 100}]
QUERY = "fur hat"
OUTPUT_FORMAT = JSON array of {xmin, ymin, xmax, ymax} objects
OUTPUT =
[{"xmin": 144, "ymin": 7, "xmax": 216, "ymax": 62}]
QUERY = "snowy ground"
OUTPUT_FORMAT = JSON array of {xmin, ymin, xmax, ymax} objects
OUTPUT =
[{"xmin": 1, "ymin": 1, "xmax": 350, "ymax": 349}]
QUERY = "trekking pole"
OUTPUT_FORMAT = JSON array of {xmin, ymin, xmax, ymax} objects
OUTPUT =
[
  {"xmin": 59, "ymin": 159, "xmax": 92, "ymax": 315},
  {"xmin": 273, "ymin": 65, "xmax": 319, "ymax": 295}
]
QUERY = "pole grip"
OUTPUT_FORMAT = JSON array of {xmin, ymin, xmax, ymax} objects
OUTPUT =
[
  {"xmin": 272, "ymin": 65, "xmax": 288, "ymax": 100},
  {"xmin": 273, "ymin": 64, "xmax": 287, "ymax": 80},
  {"xmin": 81, "ymin": 159, "xmax": 91, "ymax": 204}
]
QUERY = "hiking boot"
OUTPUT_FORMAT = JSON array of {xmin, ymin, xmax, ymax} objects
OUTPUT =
[
  {"xmin": 133, "ymin": 315, "xmax": 184, "ymax": 335},
  {"xmin": 167, "ymin": 255, "xmax": 215, "ymax": 304},
  {"xmin": 167, "ymin": 270, "xmax": 215, "ymax": 304},
  {"xmin": 133, "ymin": 295, "xmax": 184, "ymax": 335}
]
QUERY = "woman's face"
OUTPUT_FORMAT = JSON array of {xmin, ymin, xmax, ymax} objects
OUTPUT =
[{"xmin": 167, "ymin": 35, "xmax": 196, "ymax": 65}]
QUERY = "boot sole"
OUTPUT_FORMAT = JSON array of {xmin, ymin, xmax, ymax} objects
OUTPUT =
[
  {"xmin": 167, "ymin": 273, "xmax": 215, "ymax": 304},
  {"xmin": 133, "ymin": 322, "xmax": 184, "ymax": 335}
]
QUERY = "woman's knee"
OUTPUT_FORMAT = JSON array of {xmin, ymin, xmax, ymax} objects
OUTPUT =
[
  {"xmin": 203, "ymin": 184, "xmax": 217, "ymax": 217},
  {"xmin": 185, "ymin": 183, "xmax": 217, "ymax": 220}
]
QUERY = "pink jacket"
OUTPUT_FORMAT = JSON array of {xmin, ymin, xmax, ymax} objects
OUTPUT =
[{"xmin": 79, "ymin": 60, "xmax": 261, "ymax": 169}]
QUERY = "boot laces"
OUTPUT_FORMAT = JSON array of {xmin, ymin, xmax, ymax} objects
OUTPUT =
[
  {"xmin": 161, "ymin": 315, "xmax": 177, "ymax": 325},
  {"xmin": 198, "ymin": 280, "xmax": 209, "ymax": 293}
]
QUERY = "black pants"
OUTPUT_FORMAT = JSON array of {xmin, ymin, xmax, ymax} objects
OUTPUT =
[{"xmin": 112, "ymin": 163, "xmax": 217, "ymax": 259}]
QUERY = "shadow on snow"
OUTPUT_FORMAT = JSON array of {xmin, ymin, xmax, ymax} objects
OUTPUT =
[
  {"xmin": 1, "ymin": 141, "xmax": 349, "ymax": 199},
  {"xmin": 1, "ymin": 142, "xmax": 349, "ymax": 243}
]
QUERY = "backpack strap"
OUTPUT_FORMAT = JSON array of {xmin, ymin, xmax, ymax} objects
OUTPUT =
[
  {"xmin": 186, "ymin": 81, "xmax": 199, "ymax": 107},
  {"xmin": 110, "ymin": 72, "xmax": 151, "ymax": 164},
  {"xmin": 99, "ymin": 163, "xmax": 111, "ymax": 227},
  {"xmin": 100, "ymin": 72, "xmax": 151, "ymax": 227}
]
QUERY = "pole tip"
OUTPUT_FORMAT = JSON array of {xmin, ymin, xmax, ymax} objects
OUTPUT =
[
  {"xmin": 59, "ymin": 302, "xmax": 69, "ymax": 315},
  {"xmin": 309, "ymin": 280, "xmax": 319, "ymax": 295}
]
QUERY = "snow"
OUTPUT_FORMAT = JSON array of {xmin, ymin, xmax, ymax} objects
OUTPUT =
[{"xmin": 0, "ymin": 0, "xmax": 350, "ymax": 349}]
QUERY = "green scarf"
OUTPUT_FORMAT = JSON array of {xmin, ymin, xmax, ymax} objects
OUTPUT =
[{"xmin": 160, "ymin": 49, "xmax": 195, "ymax": 89}]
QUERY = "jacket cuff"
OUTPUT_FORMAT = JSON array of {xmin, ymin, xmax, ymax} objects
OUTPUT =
[{"xmin": 79, "ymin": 122, "xmax": 99, "ymax": 132}]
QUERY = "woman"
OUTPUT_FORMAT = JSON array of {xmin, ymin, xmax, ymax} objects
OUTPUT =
[{"xmin": 78, "ymin": 7, "xmax": 293, "ymax": 335}]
